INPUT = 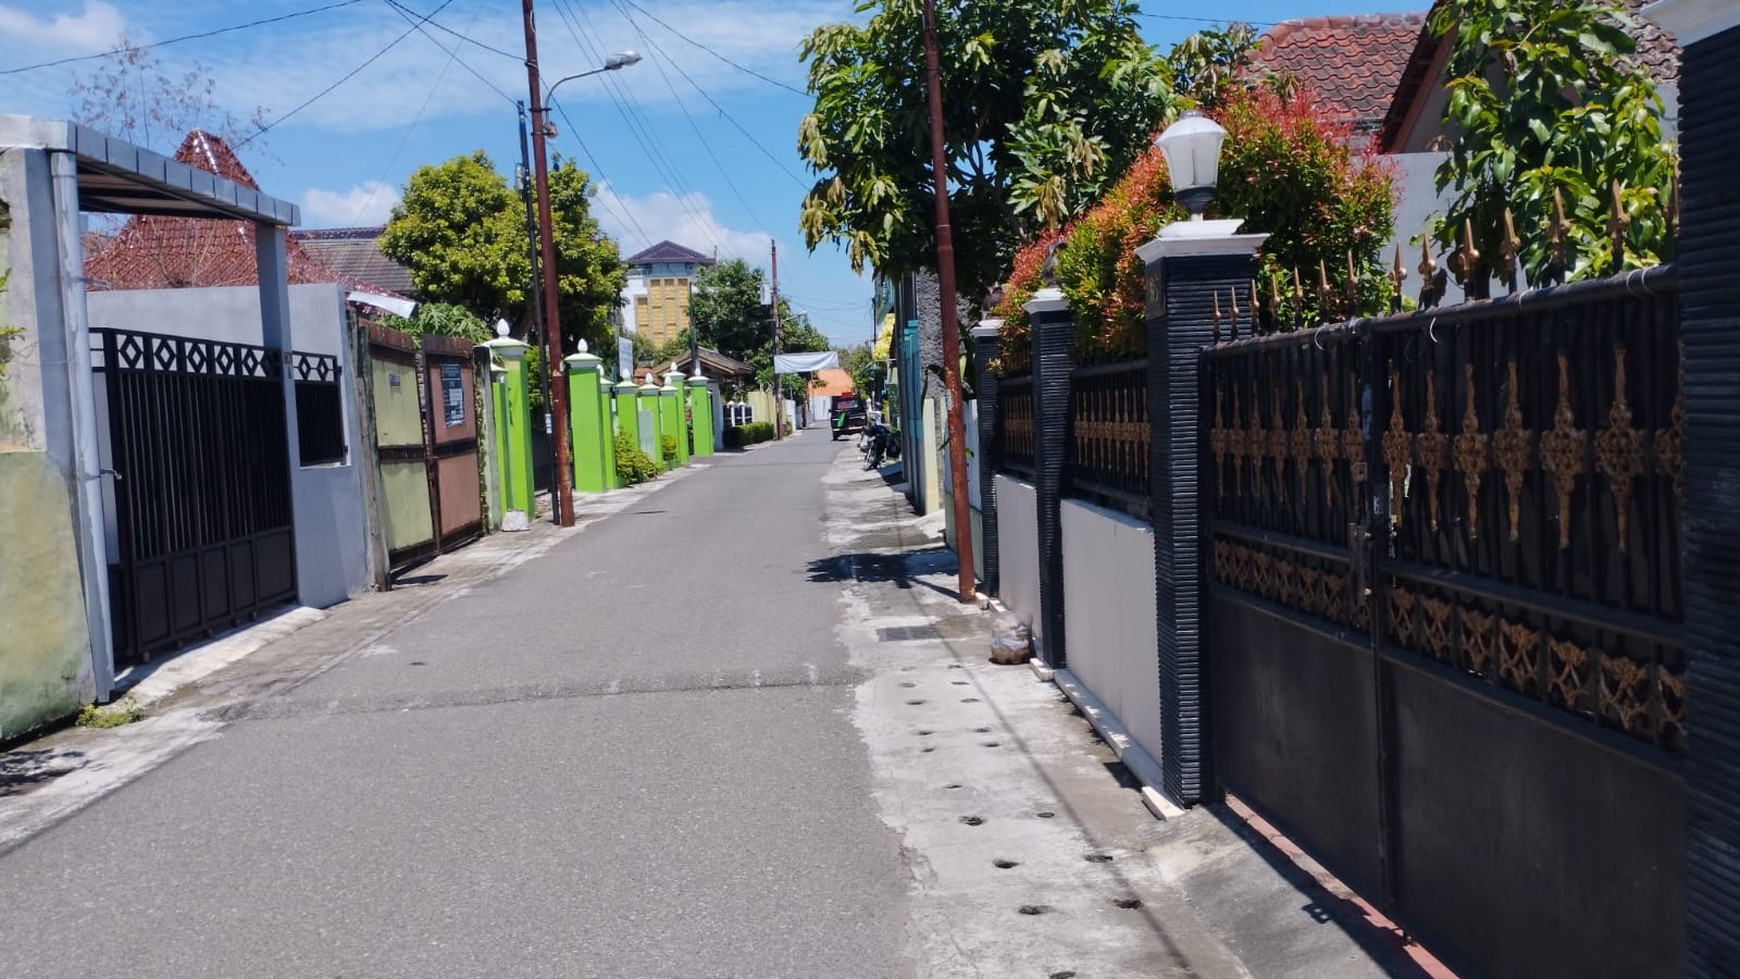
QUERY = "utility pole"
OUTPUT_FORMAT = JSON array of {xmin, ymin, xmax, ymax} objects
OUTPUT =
[
  {"xmin": 517, "ymin": 101, "xmax": 558, "ymax": 525},
  {"xmin": 770, "ymin": 238, "xmax": 783, "ymax": 440},
  {"xmin": 521, "ymin": 0, "xmax": 576, "ymax": 527},
  {"xmin": 922, "ymin": 0, "xmax": 977, "ymax": 604}
]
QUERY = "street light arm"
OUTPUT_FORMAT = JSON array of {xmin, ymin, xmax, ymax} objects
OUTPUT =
[{"xmin": 543, "ymin": 50, "xmax": 642, "ymax": 105}]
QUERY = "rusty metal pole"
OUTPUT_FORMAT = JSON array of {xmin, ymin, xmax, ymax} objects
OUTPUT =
[
  {"xmin": 521, "ymin": 0, "xmax": 575, "ymax": 527},
  {"xmin": 922, "ymin": 0, "xmax": 977, "ymax": 604}
]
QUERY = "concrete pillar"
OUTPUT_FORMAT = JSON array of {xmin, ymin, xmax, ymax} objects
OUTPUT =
[
  {"xmin": 615, "ymin": 376, "xmax": 641, "ymax": 477},
  {"xmin": 971, "ymin": 319, "xmax": 1003, "ymax": 597},
  {"xmin": 601, "ymin": 374, "xmax": 620, "ymax": 488},
  {"xmin": 565, "ymin": 349, "xmax": 606, "ymax": 493},
  {"xmin": 1136, "ymin": 228, "xmax": 1269, "ymax": 806},
  {"xmin": 1025, "ymin": 288, "xmax": 1073, "ymax": 670},
  {"xmin": 1641, "ymin": 3, "xmax": 1740, "ymax": 973},
  {"xmin": 638, "ymin": 376, "xmax": 662, "ymax": 463},
  {"xmin": 662, "ymin": 368, "xmax": 688, "ymax": 467},
  {"xmin": 488, "ymin": 361, "xmax": 509, "ymax": 524},
  {"xmin": 688, "ymin": 372, "xmax": 714, "ymax": 457},
  {"xmin": 484, "ymin": 338, "xmax": 533, "ymax": 517}
]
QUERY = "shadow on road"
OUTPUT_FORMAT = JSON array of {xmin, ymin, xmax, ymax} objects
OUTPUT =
[
  {"xmin": 0, "ymin": 747, "xmax": 87, "ymax": 798},
  {"xmin": 806, "ymin": 548, "xmax": 959, "ymax": 600}
]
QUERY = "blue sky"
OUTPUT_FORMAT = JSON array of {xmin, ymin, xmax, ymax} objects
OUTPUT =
[{"xmin": 0, "ymin": 0, "xmax": 1398, "ymax": 346}]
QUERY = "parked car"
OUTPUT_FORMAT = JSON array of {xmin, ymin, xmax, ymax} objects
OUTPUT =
[{"xmin": 829, "ymin": 393, "xmax": 867, "ymax": 440}]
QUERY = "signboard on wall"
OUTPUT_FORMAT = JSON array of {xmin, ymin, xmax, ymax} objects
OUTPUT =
[
  {"xmin": 618, "ymin": 337, "xmax": 634, "ymax": 382},
  {"xmin": 441, "ymin": 362, "xmax": 464, "ymax": 427}
]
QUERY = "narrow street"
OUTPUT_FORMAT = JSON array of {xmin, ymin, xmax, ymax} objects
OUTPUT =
[{"xmin": 0, "ymin": 429, "xmax": 1398, "ymax": 979}]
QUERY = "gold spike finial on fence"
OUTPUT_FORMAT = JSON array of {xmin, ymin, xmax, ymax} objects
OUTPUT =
[
  {"xmin": 1389, "ymin": 244, "xmax": 1407, "ymax": 314},
  {"xmin": 1317, "ymin": 259, "xmax": 1333, "ymax": 314},
  {"xmin": 1608, "ymin": 180, "xmax": 1629, "ymax": 269},
  {"xmin": 1212, "ymin": 290, "xmax": 1223, "ymax": 341},
  {"xmin": 1419, "ymin": 237, "xmax": 1438, "ymax": 308},
  {"xmin": 1249, "ymin": 279, "xmax": 1261, "ymax": 333},
  {"xmin": 1292, "ymin": 267, "xmax": 1306, "ymax": 329},
  {"xmin": 1345, "ymin": 250, "xmax": 1359, "ymax": 304},
  {"xmin": 1462, "ymin": 218, "xmax": 1481, "ymax": 272},
  {"xmin": 1500, "ymin": 208, "xmax": 1521, "ymax": 294},
  {"xmin": 1270, "ymin": 272, "xmax": 1284, "ymax": 317}
]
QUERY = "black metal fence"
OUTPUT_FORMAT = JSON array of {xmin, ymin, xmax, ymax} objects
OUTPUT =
[
  {"xmin": 93, "ymin": 328, "xmax": 298, "ymax": 666},
  {"xmin": 1068, "ymin": 359, "xmax": 1149, "ymax": 517},
  {"xmin": 292, "ymin": 351, "xmax": 346, "ymax": 467},
  {"xmin": 999, "ymin": 374, "xmax": 1035, "ymax": 475}
]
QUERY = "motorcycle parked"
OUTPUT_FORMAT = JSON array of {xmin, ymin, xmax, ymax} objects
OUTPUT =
[{"xmin": 861, "ymin": 422, "xmax": 901, "ymax": 470}]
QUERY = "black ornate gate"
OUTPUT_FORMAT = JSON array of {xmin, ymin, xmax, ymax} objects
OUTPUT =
[
  {"xmin": 95, "ymin": 328, "xmax": 299, "ymax": 667},
  {"xmin": 1201, "ymin": 268, "xmax": 1687, "ymax": 979}
]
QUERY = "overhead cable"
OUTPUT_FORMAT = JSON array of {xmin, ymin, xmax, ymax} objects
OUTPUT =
[{"xmin": 0, "ymin": 0, "xmax": 368, "ymax": 76}]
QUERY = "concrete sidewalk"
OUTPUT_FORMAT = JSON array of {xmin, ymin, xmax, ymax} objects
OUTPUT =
[{"xmin": 821, "ymin": 447, "xmax": 1444, "ymax": 979}]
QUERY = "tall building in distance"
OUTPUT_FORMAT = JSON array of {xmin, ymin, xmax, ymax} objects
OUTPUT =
[{"xmin": 622, "ymin": 240, "xmax": 715, "ymax": 349}]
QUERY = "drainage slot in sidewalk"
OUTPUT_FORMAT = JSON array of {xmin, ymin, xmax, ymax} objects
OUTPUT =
[
  {"xmin": 921, "ymin": 747, "xmax": 935, "ymax": 753},
  {"xmin": 1113, "ymin": 898, "xmax": 1144, "ymax": 910},
  {"xmin": 1050, "ymin": 972, "xmax": 1077, "ymax": 979},
  {"xmin": 878, "ymin": 625, "xmax": 941, "ymax": 642},
  {"xmin": 1036, "ymin": 811, "xmax": 1056, "ymax": 819},
  {"xmin": 944, "ymin": 783, "xmax": 963, "ymax": 789},
  {"xmin": 916, "ymin": 730, "xmax": 934, "ymax": 736},
  {"xmin": 906, "ymin": 699, "xmax": 927, "ymax": 706},
  {"xmin": 973, "ymin": 726, "xmax": 992, "ymax": 733},
  {"xmin": 982, "ymin": 741, "xmax": 1001, "ymax": 748},
  {"xmin": 1018, "ymin": 905, "xmax": 1051, "ymax": 916},
  {"xmin": 961, "ymin": 697, "xmax": 981, "ymax": 703},
  {"xmin": 899, "ymin": 681, "xmax": 917, "ymax": 688},
  {"xmin": 1085, "ymin": 854, "xmax": 1114, "ymax": 863},
  {"xmin": 959, "ymin": 815, "xmax": 985, "ymax": 826},
  {"xmin": 409, "ymin": 661, "xmax": 427, "ymax": 667},
  {"xmin": 951, "ymin": 680, "xmax": 968, "ymax": 686},
  {"xmin": 993, "ymin": 859, "xmax": 1019, "ymax": 869},
  {"xmin": 948, "ymin": 664, "xmax": 964, "ymax": 669}
]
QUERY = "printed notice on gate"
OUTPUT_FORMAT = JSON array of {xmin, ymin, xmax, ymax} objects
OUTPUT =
[{"xmin": 442, "ymin": 362, "xmax": 464, "ymax": 427}]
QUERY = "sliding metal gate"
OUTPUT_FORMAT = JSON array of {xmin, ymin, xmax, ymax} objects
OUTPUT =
[{"xmin": 95, "ymin": 328, "xmax": 298, "ymax": 668}]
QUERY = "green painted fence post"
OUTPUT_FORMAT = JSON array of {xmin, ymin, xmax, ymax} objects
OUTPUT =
[
  {"xmin": 663, "ymin": 367, "xmax": 689, "ymax": 467},
  {"xmin": 639, "ymin": 375, "xmax": 663, "ymax": 465},
  {"xmin": 615, "ymin": 375, "xmax": 641, "ymax": 481},
  {"xmin": 688, "ymin": 371, "xmax": 714, "ymax": 457},
  {"xmin": 601, "ymin": 374, "xmax": 620, "ymax": 489},
  {"xmin": 484, "ymin": 337, "xmax": 533, "ymax": 517},
  {"xmin": 489, "ymin": 359, "xmax": 509, "ymax": 526},
  {"xmin": 565, "ymin": 348, "xmax": 606, "ymax": 493}
]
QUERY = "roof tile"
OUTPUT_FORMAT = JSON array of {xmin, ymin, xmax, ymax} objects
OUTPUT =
[{"xmin": 1249, "ymin": 12, "xmax": 1429, "ymax": 133}]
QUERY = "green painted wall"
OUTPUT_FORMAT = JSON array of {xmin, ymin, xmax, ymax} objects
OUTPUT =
[
  {"xmin": 688, "ymin": 381, "xmax": 714, "ymax": 457},
  {"xmin": 380, "ymin": 460, "xmax": 435, "ymax": 551},
  {"xmin": 0, "ymin": 452, "xmax": 92, "ymax": 738},
  {"xmin": 500, "ymin": 356, "xmax": 534, "ymax": 514},
  {"xmin": 659, "ymin": 387, "xmax": 682, "ymax": 469},
  {"xmin": 566, "ymin": 359, "xmax": 605, "ymax": 493},
  {"xmin": 601, "ymin": 384, "xmax": 619, "ymax": 489},
  {"xmin": 372, "ymin": 358, "xmax": 424, "ymax": 445},
  {"xmin": 615, "ymin": 382, "xmax": 640, "ymax": 483}
]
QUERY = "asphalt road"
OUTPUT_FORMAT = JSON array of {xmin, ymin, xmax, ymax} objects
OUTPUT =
[{"xmin": 0, "ymin": 430, "xmax": 915, "ymax": 979}]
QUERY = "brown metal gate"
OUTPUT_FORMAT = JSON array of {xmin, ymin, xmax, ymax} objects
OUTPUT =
[
  {"xmin": 1201, "ymin": 268, "xmax": 1686, "ymax": 979},
  {"xmin": 361, "ymin": 325, "xmax": 482, "ymax": 576}
]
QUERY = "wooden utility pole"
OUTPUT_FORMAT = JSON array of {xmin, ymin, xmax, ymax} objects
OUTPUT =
[
  {"xmin": 921, "ymin": 0, "xmax": 977, "ymax": 604},
  {"xmin": 770, "ymin": 238, "xmax": 784, "ymax": 440},
  {"xmin": 521, "ymin": 0, "xmax": 576, "ymax": 527}
]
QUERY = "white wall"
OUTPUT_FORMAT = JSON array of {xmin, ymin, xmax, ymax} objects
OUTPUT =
[
  {"xmin": 994, "ymin": 474, "xmax": 1040, "ymax": 650},
  {"xmin": 85, "ymin": 284, "xmax": 370, "ymax": 608},
  {"xmin": 1061, "ymin": 498, "xmax": 1161, "ymax": 765}
]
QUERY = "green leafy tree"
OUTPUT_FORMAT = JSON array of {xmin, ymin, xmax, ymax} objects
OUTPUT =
[
  {"xmin": 688, "ymin": 258, "xmax": 771, "ymax": 363},
  {"xmin": 381, "ymin": 151, "xmax": 626, "ymax": 353},
  {"xmin": 838, "ymin": 343, "xmax": 881, "ymax": 397},
  {"xmin": 1165, "ymin": 23, "xmax": 1261, "ymax": 109},
  {"xmin": 1429, "ymin": 0, "xmax": 1676, "ymax": 287},
  {"xmin": 798, "ymin": 0, "xmax": 1178, "ymax": 306}
]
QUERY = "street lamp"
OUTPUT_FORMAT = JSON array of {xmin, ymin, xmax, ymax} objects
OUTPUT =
[
  {"xmin": 1157, "ymin": 110, "xmax": 1227, "ymax": 219},
  {"xmin": 519, "ymin": 0, "xmax": 642, "ymax": 527},
  {"xmin": 1156, "ymin": 109, "xmax": 1243, "ymax": 238},
  {"xmin": 545, "ymin": 51, "xmax": 642, "ymax": 109}
]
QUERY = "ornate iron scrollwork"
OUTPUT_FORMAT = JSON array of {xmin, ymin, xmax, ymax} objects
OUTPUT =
[
  {"xmin": 1383, "ymin": 370, "xmax": 1411, "ymax": 523},
  {"xmin": 1211, "ymin": 387, "xmax": 1230, "ymax": 499},
  {"xmin": 1497, "ymin": 620, "xmax": 1539, "ymax": 693},
  {"xmin": 1462, "ymin": 609, "xmax": 1495, "ymax": 674},
  {"xmin": 1599, "ymin": 656, "xmax": 1652, "ymax": 734},
  {"xmin": 1595, "ymin": 346, "xmax": 1645, "ymax": 554},
  {"xmin": 1315, "ymin": 376, "xmax": 1340, "ymax": 508},
  {"xmin": 1389, "ymin": 588, "xmax": 1417, "ymax": 650},
  {"xmin": 1290, "ymin": 381, "xmax": 1312, "ymax": 504},
  {"xmin": 1547, "ymin": 638, "xmax": 1589, "ymax": 710},
  {"xmin": 1454, "ymin": 364, "xmax": 1489, "ymax": 538},
  {"xmin": 1493, "ymin": 359, "xmax": 1532, "ymax": 542},
  {"xmin": 1421, "ymin": 597, "xmax": 1452, "ymax": 662},
  {"xmin": 1540, "ymin": 354, "xmax": 1587, "ymax": 550},
  {"xmin": 1655, "ymin": 342, "xmax": 1685, "ymax": 507},
  {"xmin": 1417, "ymin": 370, "xmax": 1449, "ymax": 533}
]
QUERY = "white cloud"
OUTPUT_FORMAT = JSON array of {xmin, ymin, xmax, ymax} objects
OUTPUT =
[
  {"xmin": 593, "ymin": 182, "xmax": 771, "ymax": 263},
  {"xmin": 300, "ymin": 181, "xmax": 401, "ymax": 227},
  {"xmin": 0, "ymin": 0, "xmax": 127, "ymax": 52}
]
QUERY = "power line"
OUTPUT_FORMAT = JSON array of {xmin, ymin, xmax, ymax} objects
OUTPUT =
[
  {"xmin": 548, "ymin": 0, "xmax": 728, "ymax": 255},
  {"xmin": 1133, "ymin": 13, "xmax": 1275, "ymax": 27},
  {"xmin": 236, "ymin": 0, "xmax": 460, "ymax": 148},
  {"xmin": 383, "ymin": 0, "xmax": 517, "ymax": 104},
  {"xmin": 611, "ymin": 0, "xmax": 769, "ymax": 232},
  {"xmin": 614, "ymin": 0, "xmax": 807, "ymax": 97},
  {"xmin": 384, "ymin": 0, "xmax": 525, "ymax": 61},
  {"xmin": 0, "ymin": 0, "xmax": 368, "ymax": 76},
  {"xmin": 349, "ymin": 0, "xmax": 494, "ymax": 225},
  {"xmin": 548, "ymin": 100, "xmax": 652, "ymax": 245}
]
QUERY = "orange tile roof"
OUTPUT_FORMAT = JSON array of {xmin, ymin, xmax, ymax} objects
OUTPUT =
[
  {"xmin": 1249, "ymin": 13, "xmax": 1429, "ymax": 134},
  {"xmin": 85, "ymin": 130, "xmax": 335, "ymax": 291}
]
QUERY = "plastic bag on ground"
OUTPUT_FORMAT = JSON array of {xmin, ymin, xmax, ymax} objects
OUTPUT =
[{"xmin": 990, "ymin": 613, "xmax": 1031, "ymax": 665}]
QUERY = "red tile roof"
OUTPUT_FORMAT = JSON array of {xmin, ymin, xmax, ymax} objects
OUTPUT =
[
  {"xmin": 1249, "ymin": 13, "xmax": 1429, "ymax": 134},
  {"xmin": 1378, "ymin": 0, "xmax": 1680, "ymax": 152},
  {"xmin": 85, "ymin": 130, "xmax": 334, "ymax": 291}
]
